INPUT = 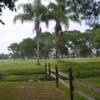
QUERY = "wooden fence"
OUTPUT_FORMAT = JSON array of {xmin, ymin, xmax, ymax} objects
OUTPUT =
[{"xmin": 45, "ymin": 63, "xmax": 99, "ymax": 100}]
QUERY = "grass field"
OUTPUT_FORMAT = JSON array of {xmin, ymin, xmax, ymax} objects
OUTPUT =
[
  {"xmin": 0, "ymin": 57, "xmax": 99, "ymax": 100},
  {"xmin": 0, "ymin": 81, "xmax": 69, "ymax": 100}
]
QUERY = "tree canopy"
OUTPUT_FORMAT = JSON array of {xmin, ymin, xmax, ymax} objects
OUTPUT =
[
  {"xmin": 0, "ymin": 0, "xmax": 17, "ymax": 24},
  {"xmin": 67, "ymin": 0, "xmax": 100, "ymax": 27}
]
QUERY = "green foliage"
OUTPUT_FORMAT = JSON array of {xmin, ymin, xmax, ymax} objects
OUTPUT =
[
  {"xmin": 0, "ymin": 0, "xmax": 17, "ymax": 24},
  {"xmin": 8, "ymin": 43, "xmax": 20, "ymax": 59},
  {"xmin": 40, "ymin": 32, "xmax": 54, "ymax": 58},
  {"xmin": 93, "ymin": 25, "xmax": 100, "ymax": 56},
  {"xmin": 8, "ymin": 28, "xmax": 100, "ymax": 58},
  {"xmin": 8, "ymin": 38, "xmax": 36, "ymax": 59},
  {"xmin": 19, "ymin": 38, "xmax": 36, "ymax": 59},
  {"xmin": 8, "ymin": 43, "xmax": 19, "ymax": 53},
  {"xmin": 94, "ymin": 27, "xmax": 100, "ymax": 48},
  {"xmin": 67, "ymin": 0, "xmax": 100, "ymax": 27}
]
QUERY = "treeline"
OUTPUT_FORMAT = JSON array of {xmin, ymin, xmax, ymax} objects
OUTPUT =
[
  {"xmin": 8, "ymin": 32, "xmax": 53, "ymax": 59},
  {"xmin": 8, "ymin": 26, "xmax": 100, "ymax": 59}
]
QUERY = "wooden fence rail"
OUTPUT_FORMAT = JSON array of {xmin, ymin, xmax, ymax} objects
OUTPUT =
[
  {"xmin": 45, "ymin": 63, "xmax": 97, "ymax": 100},
  {"xmin": 75, "ymin": 79, "xmax": 100, "ymax": 93}
]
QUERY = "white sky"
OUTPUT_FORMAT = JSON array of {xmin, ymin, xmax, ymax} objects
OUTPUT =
[{"xmin": 0, "ymin": 0, "xmax": 90, "ymax": 54}]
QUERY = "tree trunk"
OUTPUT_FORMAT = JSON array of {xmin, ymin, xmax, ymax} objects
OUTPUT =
[
  {"xmin": 55, "ymin": 19, "xmax": 62, "ymax": 58},
  {"xmin": 35, "ymin": 17, "xmax": 41, "ymax": 65},
  {"xmin": 37, "ymin": 34, "xmax": 40, "ymax": 65},
  {"xmin": 55, "ymin": 31, "xmax": 61, "ymax": 58}
]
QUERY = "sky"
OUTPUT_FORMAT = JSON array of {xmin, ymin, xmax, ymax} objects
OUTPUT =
[{"xmin": 0, "ymin": 0, "xmax": 90, "ymax": 54}]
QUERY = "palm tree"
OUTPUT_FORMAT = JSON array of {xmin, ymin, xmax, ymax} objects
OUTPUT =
[
  {"xmin": 14, "ymin": 0, "xmax": 48, "ymax": 64},
  {"xmin": 47, "ymin": 0, "xmax": 79, "ymax": 58}
]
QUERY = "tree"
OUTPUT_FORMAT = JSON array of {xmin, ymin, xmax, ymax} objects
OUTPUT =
[
  {"xmin": 47, "ymin": 0, "xmax": 80, "ymax": 58},
  {"xmin": 0, "ymin": 0, "xmax": 17, "ymax": 24},
  {"xmin": 0, "ymin": 54, "xmax": 9, "ymax": 59},
  {"xmin": 19, "ymin": 38, "xmax": 36, "ymax": 59},
  {"xmin": 60, "ymin": 32, "xmax": 68, "ymax": 58},
  {"xmin": 8, "ymin": 43, "xmax": 20, "ymax": 59},
  {"xmin": 40, "ymin": 32, "xmax": 54, "ymax": 58},
  {"xmin": 61, "ymin": 30, "xmax": 92, "ymax": 57},
  {"xmin": 68, "ymin": 0, "xmax": 100, "ymax": 27},
  {"xmin": 93, "ymin": 25, "xmax": 100, "ymax": 56},
  {"xmin": 14, "ymin": 0, "xmax": 48, "ymax": 64}
]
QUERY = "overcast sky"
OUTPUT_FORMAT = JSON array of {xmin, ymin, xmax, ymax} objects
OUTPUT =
[{"xmin": 0, "ymin": 0, "xmax": 90, "ymax": 54}]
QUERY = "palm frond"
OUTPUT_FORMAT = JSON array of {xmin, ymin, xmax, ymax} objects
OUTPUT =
[
  {"xmin": 48, "ymin": 2, "xmax": 57, "ymax": 11},
  {"xmin": 13, "ymin": 13, "xmax": 33, "ymax": 23},
  {"xmin": 0, "ymin": 19, "xmax": 5, "ymax": 25},
  {"xmin": 61, "ymin": 16, "xmax": 69, "ymax": 29}
]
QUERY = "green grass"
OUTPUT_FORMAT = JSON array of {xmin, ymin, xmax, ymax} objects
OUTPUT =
[
  {"xmin": 0, "ymin": 81, "xmax": 69, "ymax": 100},
  {"xmin": 0, "ymin": 57, "xmax": 99, "ymax": 100},
  {"xmin": 47, "ymin": 57, "xmax": 100, "ymax": 99},
  {"xmin": 0, "ymin": 59, "xmax": 44, "ymax": 74},
  {"xmin": 83, "ymin": 77, "xmax": 100, "ymax": 87},
  {"xmin": 75, "ymin": 80, "xmax": 100, "ymax": 100},
  {"xmin": 0, "ymin": 81, "xmax": 86, "ymax": 100},
  {"xmin": 48, "ymin": 57, "xmax": 100, "ymax": 78}
]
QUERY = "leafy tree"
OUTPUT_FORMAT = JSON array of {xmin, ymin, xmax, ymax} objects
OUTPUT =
[
  {"xmin": 62, "ymin": 31, "xmax": 92, "ymax": 57},
  {"xmin": 8, "ymin": 43, "xmax": 20, "ymax": 59},
  {"xmin": 19, "ymin": 38, "xmax": 36, "ymax": 59},
  {"xmin": 14, "ymin": 0, "xmax": 48, "ymax": 64},
  {"xmin": 0, "ymin": 54, "xmax": 9, "ymax": 59},
  {"xmin": 40, "ymin": 32, "xmax": 54, "ymax": 58},
  {"xmin": 60, "ymin": 32, "xmax": 69, "ymax": 58},
  {"xmin": 0, "ymin": 0, "xmax": 17, "ymax": 24},
  {"xmin": 68, "ymin": 0, "xmax": 100, "ymax": 27},
  {"xmin": 93, "ymin": 25, "xmax": 100, "ymax": 56}
]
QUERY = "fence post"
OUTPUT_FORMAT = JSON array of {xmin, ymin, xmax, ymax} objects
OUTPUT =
[
  {"xmin": 48, "ymin": 63, "xmax": 51, "ymax": 80},
  {"xmin": 69, "ymin": 67, "xmax": 74, "ymax": 100},
  {"xmin": 55, "ymin": 65, "xmax": 59, "ymax": 88},
  {"xmin": 45, "ymin": 63, "xmax": 47, "ymax": 80}
]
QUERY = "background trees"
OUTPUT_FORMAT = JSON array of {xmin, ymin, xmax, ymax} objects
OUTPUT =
[
  {"xmin": 4, "ymin": 0, "xmax": 100, "ymax": 59},
  {"xmin": 67, "ymin": 0, "xmax": 100, "ymax": 27},
  {"xmin": 8, "ymin": 28, "xmax": 100, "ymax": 59},
  {"xmin": 8, "ymin": 38, "xmax": 36, "ymax": 59}
]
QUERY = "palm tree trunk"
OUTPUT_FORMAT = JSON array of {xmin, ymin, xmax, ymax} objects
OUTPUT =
[
  {"xmin": 55, "ymin": 19, "xmax": 62, "ymax": 58},
  {"xmin": 55, "ymin": 31, "xmax": 61, "ymax": 58},
  {"xmin": 37, "ymin": 34, "xmax": 40, "ymax": 65},
  {"xmin": 35, "ymin": 17, "xmax": 41, "ymax": 65}
]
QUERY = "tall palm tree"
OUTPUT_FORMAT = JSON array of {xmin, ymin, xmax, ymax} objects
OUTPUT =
[
  {"xmin": 47, "ymin": 0, "xmax": 79, "ymax": 58},
  {"xmin": 14, "ymin": 0, "xmax": 48, "ymax": 64}
]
